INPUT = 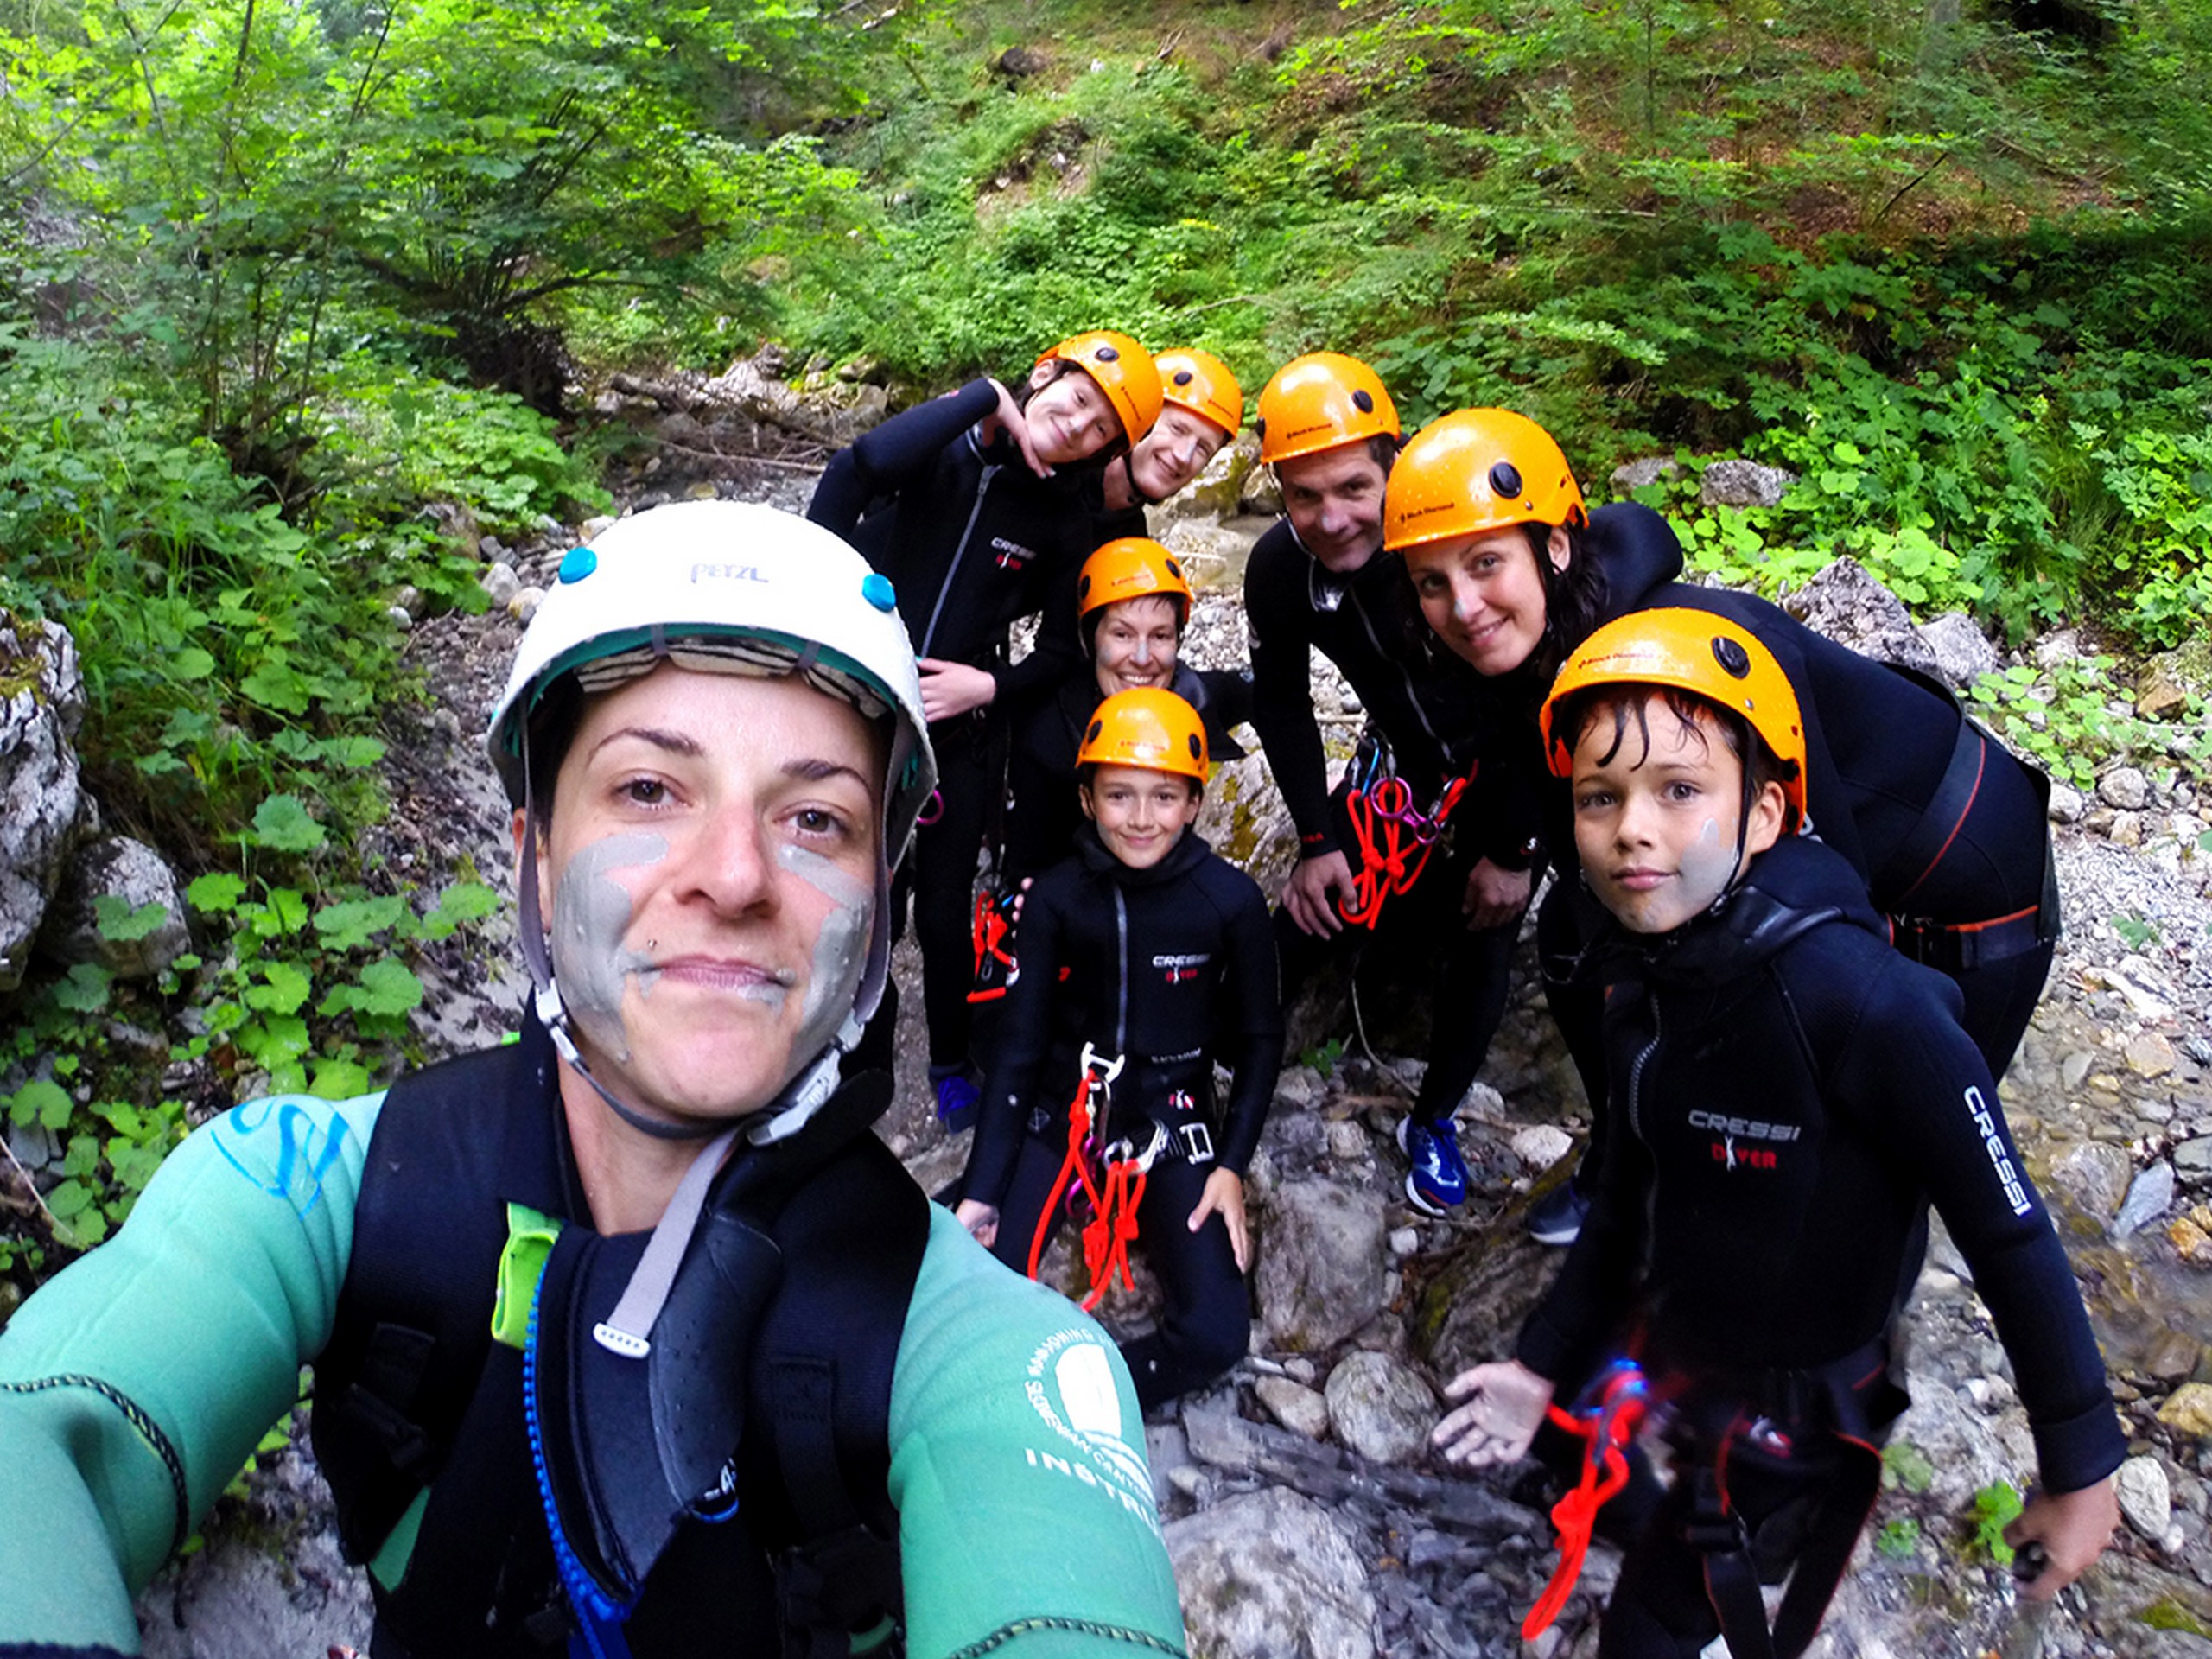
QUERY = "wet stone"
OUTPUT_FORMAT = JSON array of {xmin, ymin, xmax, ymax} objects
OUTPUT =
[
  {"xmin": 2130, "ymin": 1033, "xmax": 2180, "ymax": 1080},
  {"xmin": 2158, "ymin": 1383, "xmax": 2212, "ymax": 1440},
  {"xmin": 2147, "ymin": 1329, "xmax": 2204, "ymax": 1382},
  {"xmin": 2116, "ymin": 1162, "xmax": 2179, "ymax": 1237},
  {"xmin": 2119, "ymin": 1456, "xmax": 2175, "ymax": 1540},
  {"xmin": 2175, "ymin": 1138, "xmax": 2212, "ymax": 1179},
  {"xmin": 1253, "ymin": 1376, "xmax": 1332, "ymax": 1440}
]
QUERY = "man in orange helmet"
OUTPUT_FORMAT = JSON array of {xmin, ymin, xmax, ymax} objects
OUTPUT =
[{"xmin": 1243, "ymin": 353, "xmax": 1538, "ymax": 1214}]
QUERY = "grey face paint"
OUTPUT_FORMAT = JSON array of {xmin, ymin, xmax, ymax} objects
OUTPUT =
[
  {"xmin": 778, "ymin": 842, "xmax": 874, "ymax": 1065},
  {"xmin": 550, "ymin": 832, "xmax": 667, "ymax": 1063},
  {"xmin": 1673, "ymin": 816, "xmax": 1739, "ymax": 918}
]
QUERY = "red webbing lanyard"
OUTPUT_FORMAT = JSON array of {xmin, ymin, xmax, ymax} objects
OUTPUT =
[
  {"xmin": 1027, "ymin": 1046, "xmax": 1122, "ymax": 1281},
  {"xmin": 968, "ymin": 888, "xmax": 1017, "ymax": 1003},
  {"xmin": 1523, "ymin": 1361, "xmax": 1649, "ymax": 1641},
  {"xmin": 1340, "ymin": 767, "xmax": 1472, "ymax": 928}
]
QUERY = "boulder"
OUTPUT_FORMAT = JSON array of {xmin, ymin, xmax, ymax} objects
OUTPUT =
[
  {"xmin": 0, "ymin": 613, "xmax": 86, "ymax": 992},
  {"xmin": 1323, "ymin": 1350, "xmax": 1437, "ymax": 1464},
  {"xmin": 2138, "ymin": 639, "xmax": 2209, "ymax": 721},
  {"xmin": 2157, "ymin": 1382, "xmax": 2212, "ymax": 1440},
  {"xmin": 1916, "ymin": 611, "xmax": 2001, "ymax": 690},
  {"xmin": 2100, "ymin": 766, "xmax": 2152, "ymax": 812},
  {"xmin": 2113, "ymin": 1162, "xmax": 2177, "ymax": 1238},
  {"xmin": 2044, "ymin": 1139, "xmax": 2135, "ymax": 1224},
  {"xmin": 1159, "ymin": 434, "xmax": 1260, "ymax": 525},
  {"xmin": 1255, "ymin": 1178, "xmax": 1388, "ymax": 1351},
  {"xmin": 1610, "ymin": 456, "xmax": 1681, "ymax": 493},
  {"xmin": 1781, "ymin": 557, "xmax": 1945, "ymax": 677},
  {"xmin": 480, "ymin": 562, "xmax": 521, "ymax": 607},
  {"xmin": 1699, "ymin": 458, "xmax": 1797, "ymax": 508},
  {"xmin": 1165, "ymin": 1487, "xmax": 1376, "ymax": 1659},
  {"xmin": 1197, "ymin": 749, "xmax": 1301, "ymax": 905},
  {"xmin": 38, "ymin": 836, "xmax": 190, "ymax": 980},
  {"xmin": 2116, "ymin": 1455, "xmax": 2173, "ymax": 1541}
]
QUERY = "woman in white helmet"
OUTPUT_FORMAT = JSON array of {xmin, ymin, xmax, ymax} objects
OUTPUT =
[{"xmin": 0, "ymin": 503, "xmax": 1185, "ymax": 1659}]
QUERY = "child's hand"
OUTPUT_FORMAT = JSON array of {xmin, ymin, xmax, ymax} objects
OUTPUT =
[
  {"xmin": 954, "ymin": 1198, "xmax": 1000, "ymax": 1249},
  {"xmin": 1187, "ymin": 1168, "xmax": 1249, "ymax": 1272},
  {"xmin": 982, "ymin": 378, "xmax": 1054, "ymax": 478},
  {"xmin": 918, "ymin": 658, "xmax": 997, "ymax": 721},
  {"xmin": 2005, "ymin": 1477, "xmax": 2119, "ymax": 1601},
  {"xmin": 1432, "ymin": 1360, "xmax": 1554, "ymax": 1468}
]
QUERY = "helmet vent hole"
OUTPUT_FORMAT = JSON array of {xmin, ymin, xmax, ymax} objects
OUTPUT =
[
  {"xmin": 1351, "ymin": 390, "xmax": 1375, "ymax": 413},
  {"xmin": 1188, "ymin": 734, "xmax": 1204, "ymax": 760},
  {"xmin": 1173, "ymin": 370, "xmax": 1194, "ymax": 386},
  {"xmin": 1077, "ymin": 575, "xmax": 1092, "ymax": 600},
  {"xmin": 1487, "ymin": 461, "xmax": 1523, "ymax": 499},
  {"xmin": 1165, "ymin": 557, "xmax": 1184, "ymax": 580},
  {"xmin": 1713, "ymin": 637, "xmax": 1752, "ymax": 678},
  {"xmin": 1086, "ymin": 720, "xmax": 1104, "ymax": 743},
  {"xmin": 1095, "ymin": 344, "xmax": 1119, "ymax": 362}
]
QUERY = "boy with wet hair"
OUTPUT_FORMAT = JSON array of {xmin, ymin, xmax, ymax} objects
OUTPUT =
[{"xmin": 1433, "ymin": 609, "xmax": 2120, "ymax": 1659}]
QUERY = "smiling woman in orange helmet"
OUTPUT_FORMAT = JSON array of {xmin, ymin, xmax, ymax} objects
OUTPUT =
[
  {"xmin": 1383, "ymin": 409, "xmax": 2062, "ymax": 1244},
  {"xmin": 809, "ymin": 332, "xmax": 1162, "ymax": 1130}
]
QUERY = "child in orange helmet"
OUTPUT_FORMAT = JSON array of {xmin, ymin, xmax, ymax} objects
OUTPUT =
[{"xmin": 956, "ymin": 690, "xmax": 1281, "ymax": 1408}]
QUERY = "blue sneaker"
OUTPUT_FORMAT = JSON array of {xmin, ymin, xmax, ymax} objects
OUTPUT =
[
  {"xmin": 1397, "ymin": 1116, "xmax": 1467, "ymax": 1216},
  {"xmin": 931, "ymin": 1070, "xmax": 980, "ymax": 1133}
]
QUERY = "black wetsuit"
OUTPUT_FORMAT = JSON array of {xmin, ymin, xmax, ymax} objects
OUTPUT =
[
  {"xmin": 1523, "ymin": 507, "xmax": 2056, "ymax": 1185},
  {"xmin": 1518, "ymin": 834, "xmax": 2121, "ymax": 1659},
  {"xmin": 1243, "ymin": 518, "xmax": 1538, "ymax": 1127},
  {"xmin": 808, "ymin": 382, "xmax": 1098, "ymax": 1072},
  {"xmin": 962, "ymin": 828, "xmax": 1281, "ymax": 1409},
  {"xmin": 1001, "ymin": 664, "xmax": 1254, "ymax": 891}
]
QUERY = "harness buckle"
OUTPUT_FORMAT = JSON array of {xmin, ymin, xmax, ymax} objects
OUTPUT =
[
  {"xmin": 1077, "ymin": 1042, "xmax": 1127, "ymax": 1089},
  {"xmin": 1103, "ymin": 1121, "xmax": 1170, "ymax": 1174}
]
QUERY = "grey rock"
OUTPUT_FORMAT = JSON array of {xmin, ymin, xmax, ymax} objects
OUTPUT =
[
  {"xmin": 1255, "ymin": 1179, "xmax": 1388, "ymax": 1351},
  {"xmin": 391, "ymin": 584, "xmax": 425, "ymax": 620},
  {"xmin": 1165, "ymin": 1488, "xmax": 1376, "ymax": 1659},
  {"xmin": 1254, "ymin": 1375, "xmax": 1332, "ymax": 1440},
  {"xmin": 2047, "ymin": 783, "xmax": 2087, "ymax": 825},
  {"xmin": 2044, "ymin": 1138, "xmax": 2134, "ymax": 1222},
  {"xmin": 509, "ymin": 586, "xmax": 546, "ymax": 623},
  {"xmin": 1144, "ymin": 1421, "xmax": 1194, "ymax": 1510},
  {"xmin": 578, "ymin": 514, "xmax": 618, "ymax": 542},
  {"xmin": 480, "ymin": 561, "xmax": 522, "ymax": 607},
  {"xmin": 1782, "ymin": 557, "xmax": 1945, "ymax": 677},
  {"xmin": 1197, "ymin": 749, "xmax": 1302, "ymax": 922},
  {"xmin": 1611, "ymin": 456, "xmax": 1682, "ymax": 492},
  {"xmin": 0, "ymin": 613, "xmax": 86, "ymax": 992},
  {"xmin": 1389, "ymin": 1226, "xmax": 1421, "ymax": 1256},
  {"xmin": 2114, "ymin": 1162, "xmax": 2178, "ymax": 1237},
  {"xmin": 1323, "ymin": 1350, "xmax": 1437, "ymax": 1465},
  {"xmin": 1887, "ymin": 1376, "xmax": 2016, "ymax": 1509},
  {"xmin": 1160, "ymin": 434, "xmax": 1259, "ymax": 525},
  {"xmin": 1699, "ymin": 457, "xmax": 1797, "ymax": 507},
  {"xmin": 1918, "ymin": 611, "xmax": 2002, "ymax": 690},
  {"xmin": 385, "ymin": 605, "xmax": 416, "ymax": 631},
  {"xmin": 1510, "ymin": 1124, "xmax": 1575, "ymax": 1172},
  {"xmin": 2174, "ymin": 1137, "xmax": 2212, "ymax": 1179},
  {"xmin": 38, "ymin": 836, "xmax": 190, "ymax": 980},
  {"xmin": 1240, "ymin": 465, "xmax": 1283, "ymax": 518},
  {"xmin": 478, "ymin": 533, "xmax": 506, "ymax": 560},
  {"xmin": 2034, "ymin": 628, "xmax": 2083, "ymax": 669},
  {"xmin": 1326, "ymin": 1119, "xmax": 1369, "ymax": 1161},
  {"xmin": 2101, "ymin": 766, "xmax": 2152, "ymax": 811},
  {"xmin": 2117, "ymin": 1455, "xmax": 2174, "ymax": 1541}
]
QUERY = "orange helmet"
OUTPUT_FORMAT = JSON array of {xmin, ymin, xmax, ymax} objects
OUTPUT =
[
  {"xmin": 1038, "ymin": 331, "xmax": 1163, "ymax": 444},
  {"xmin": 1541, "ymin": 609, "xmax": 1807, "ymax": 824},
  {"xmin": 1255, "ymin": 353, "xmax": 1399, "ymax": 465},
  {"xmin": 1078, "ymin": 538, "xmax": 1192, "ymax": 631},
  {"xmin": 1154, "ymin": 348, "xmax": 1243, "ymax": 438},
  {"xmin": 1383, "ymin": 408, "xmax": 1587, "ymax": 553},
  {"xmin": 1077, "ymin": 688, "xmax": 1210, "ymax": 782}
]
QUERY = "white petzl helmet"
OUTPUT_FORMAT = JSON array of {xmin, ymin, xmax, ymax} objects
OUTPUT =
[{"xmin": 487, "ymin": 500, "xmax": 938, "ymax": 1140}]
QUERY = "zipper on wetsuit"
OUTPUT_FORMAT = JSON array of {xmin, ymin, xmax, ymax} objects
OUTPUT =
[
  {"xmin": 1629, "ymin": 997, "xmax": 1662, "ymax": 1249},
  {"xmin": 918, "ymin": 458, "xmax": 999, "ymax": 659},
  {"xmin": 1113, "ymin": 887, "xmax": 1130, "ymax": 1054}
]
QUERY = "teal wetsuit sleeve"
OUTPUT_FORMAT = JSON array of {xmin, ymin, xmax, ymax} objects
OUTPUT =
[
  {"xmin": 0, "ymin": 1092, "xmax": 378, "ymax": 1652},
  {"xmin": 888, "ymin": 1209, "xmax": 1187, "ymax": 1659}
]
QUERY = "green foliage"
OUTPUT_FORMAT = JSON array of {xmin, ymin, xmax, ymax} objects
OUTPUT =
[
  {"xmin": 1876, "ymin": 1516, "xmax": 1923, "ymax": 1560},
  {"xmin": 2113, "ymin": 912, "xmax": 2162, "ymax": 950},
  {"xmin": 1966, "ymin": 1481, "xmax": 2024, "ymax": 1567},
  {"xmin": 1300, "ymin": 1038, "xmax": 1347, "ymax": 1081},
  {"xmin": 1963, "ymin": 657, "xmax": 2195, "ymax": 791},
  {"xmin": 1883, "ymin": 1440, "xmax": 1936, "ymax": 1495}
]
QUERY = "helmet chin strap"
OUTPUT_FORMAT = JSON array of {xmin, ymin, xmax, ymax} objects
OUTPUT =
[{"xmin": 515, "ymin": 760, "xmax": 872, "ymax": 1147}]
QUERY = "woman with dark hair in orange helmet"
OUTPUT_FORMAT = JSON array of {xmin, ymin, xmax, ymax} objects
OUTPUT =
[
  {"xmin": 1384, "ymin": 410, "xmax": 2060, "ymax": 1243},
  {"xmin": 809, "ymin": 333, "xmax": 1163, "ymax": 1129}
]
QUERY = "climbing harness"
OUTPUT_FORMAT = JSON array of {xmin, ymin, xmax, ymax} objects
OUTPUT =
[
  {"xmin": 1340, "ymin": 740, "xmax": 1472, "ymax": 928},
  {"xmin": 1523, "ymin": 1360, "xmax": 1650, "ymax": 1642},
  {"xmin": 1022, "ymin": 1045, "xmax": 1178, "ymax": 1313},
  {"xmin": 967, "ymin": 886, "xmax": 1020, "ymax": 1003}
]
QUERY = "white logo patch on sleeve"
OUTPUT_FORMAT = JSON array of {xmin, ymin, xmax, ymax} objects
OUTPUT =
[{"xmin": 1020, "ymin": 1326, "xmax": 1161, "ymax": 1535}]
